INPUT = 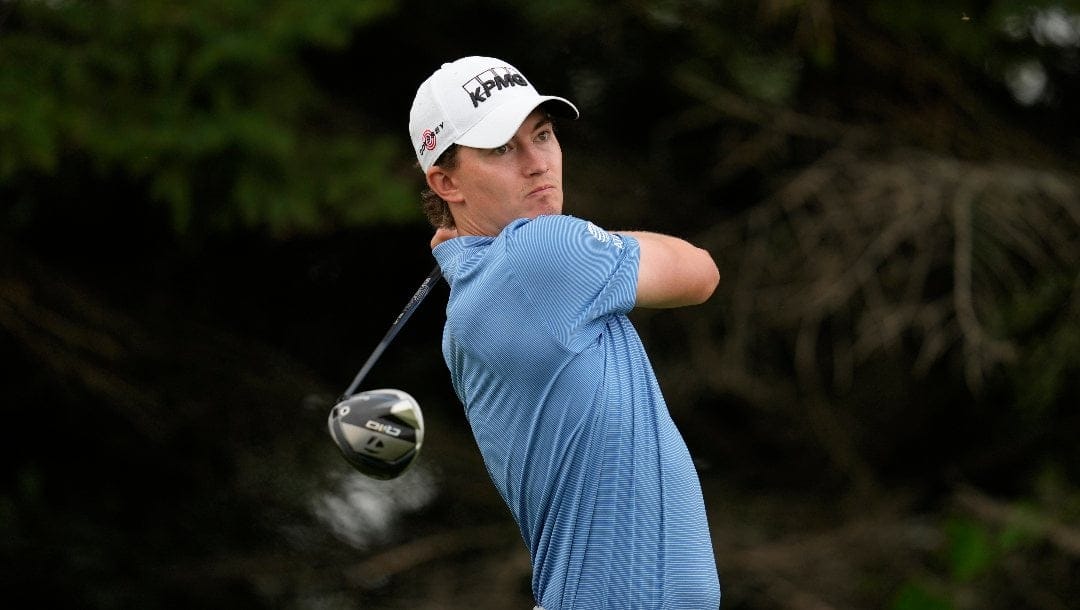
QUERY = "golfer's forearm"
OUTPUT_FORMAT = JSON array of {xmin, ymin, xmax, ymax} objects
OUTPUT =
[{"xmin": 622, "ymin": 231, "xmax": 720, "ymax": 308}]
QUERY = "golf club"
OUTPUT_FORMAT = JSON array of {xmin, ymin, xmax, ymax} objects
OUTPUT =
[
  {"xmin": 328, "ymin": 263, "xmax": 442, "ymax": 479},
  {"xmin": 342, "ymin": 263, "xmax": 443, "ymax": 399}
]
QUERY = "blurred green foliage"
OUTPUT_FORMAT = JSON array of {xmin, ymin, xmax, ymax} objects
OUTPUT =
[
  {"xmin": 891, "ymin": 493, "xmax": 1064, "ymax": 610},
  {"xmin": 947, "ymin": 517, "xmax": 995, "ymax": 581},
  {"xmin": 4, "ymin": 0, "xmax": 1076, "ymax": 238},
  {"xmin": 892, "ymin": 584, "xmax": 954, "ymax": 610},
  {"xmin": 0, "ymin": 0, "xmax": 413, "ymax": 236},
  {"xmin": 998, "ymin": 272, "xmax": 1080, "ymax": 417}
]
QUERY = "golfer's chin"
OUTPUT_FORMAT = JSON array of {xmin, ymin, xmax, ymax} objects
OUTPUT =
[{"xmin": 524, "ymin": 195, "xmax": 563, "ymax": 218}]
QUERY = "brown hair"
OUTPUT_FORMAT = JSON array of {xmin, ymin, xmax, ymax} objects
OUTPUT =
[{"xmin": 420, "ymin": 144, "xmax": 459, "ymax": 229}]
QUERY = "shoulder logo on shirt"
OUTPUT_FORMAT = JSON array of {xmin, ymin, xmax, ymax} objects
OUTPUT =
[{"xmin": 586, "ymin": 221, "xmax": 624, "ymax": 249}]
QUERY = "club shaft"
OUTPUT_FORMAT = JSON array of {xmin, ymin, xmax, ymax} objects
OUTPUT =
[{"xmin": 342, "ymin": 264, "xmax": 442, "ymax": 399}]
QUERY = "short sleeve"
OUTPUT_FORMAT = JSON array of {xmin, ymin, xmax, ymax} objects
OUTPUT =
[{"xmin": 503, "ymin": 215, "xmax": 640, "ymax": 350}]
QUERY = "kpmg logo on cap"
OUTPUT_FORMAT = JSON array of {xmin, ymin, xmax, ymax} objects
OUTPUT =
[{"xmin": 462, "ymin": 66, "xmax": 529, "ymax": 108}]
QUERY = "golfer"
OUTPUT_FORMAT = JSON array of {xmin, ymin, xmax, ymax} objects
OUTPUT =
[{"xmin": 409, "ymin": 56, "xmax": 722, "ymax": 609}]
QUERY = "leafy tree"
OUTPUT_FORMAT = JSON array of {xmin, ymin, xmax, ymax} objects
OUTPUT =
[{"xmin": 1, "ymin": 0, "xmax": 414, "ymax": 238}]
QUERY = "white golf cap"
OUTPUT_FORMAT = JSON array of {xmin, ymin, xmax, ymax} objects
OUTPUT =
[{"xmin": 408, "ymin": 56, "xmax": 579, "ymax": 172}]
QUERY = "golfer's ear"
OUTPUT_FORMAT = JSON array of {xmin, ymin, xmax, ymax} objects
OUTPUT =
[{"xmin": 426, "ymin": 167, "xmax": 464, "ymax": 203}]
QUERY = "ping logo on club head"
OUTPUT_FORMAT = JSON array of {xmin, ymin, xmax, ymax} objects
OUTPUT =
[{"xmin": 366, "ymin": 420, "xmax": 402, "ymax": 437}]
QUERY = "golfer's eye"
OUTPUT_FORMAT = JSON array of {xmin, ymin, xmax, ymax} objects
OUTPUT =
[
  {"xmin": 492, "ymin": 144, "xmax": 511, "ymax": 155},
  {"xmin": 536, "ymin": 130, "xmax": 552, "ymax": 142}
]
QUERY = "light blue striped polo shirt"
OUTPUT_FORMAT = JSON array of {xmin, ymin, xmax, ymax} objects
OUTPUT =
[{"xmin": 433, "ymin": 214, "xmax": 720, "ymax": 610}]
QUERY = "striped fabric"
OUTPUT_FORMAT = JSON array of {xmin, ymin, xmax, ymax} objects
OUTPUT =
[{"xmin": 433, "ymin": 215, "xmax": 721, "ymax": 609}]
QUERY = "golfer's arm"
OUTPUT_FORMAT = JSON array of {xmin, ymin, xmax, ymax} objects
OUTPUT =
[{"xmin": 623, "ymin": 231, "xmax": 719, "ymax": 308}]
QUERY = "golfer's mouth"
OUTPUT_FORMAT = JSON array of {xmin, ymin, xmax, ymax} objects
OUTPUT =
[{"xmin": 528, "ymin": 185, "xmax": 556, "ymax": 197}]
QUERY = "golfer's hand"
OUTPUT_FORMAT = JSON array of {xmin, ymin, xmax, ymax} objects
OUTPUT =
[{"xmin": 431, "ymin": 226, "xmax": 459, "ymax": 250}]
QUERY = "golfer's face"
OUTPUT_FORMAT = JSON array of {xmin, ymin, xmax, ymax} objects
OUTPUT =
[{"xmin": 452, "ymin": 109, "xmax": 564, "ymax": 233}]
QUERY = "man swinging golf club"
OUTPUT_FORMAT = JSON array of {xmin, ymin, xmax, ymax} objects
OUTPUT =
[{"xmin": 411, "ymin": 56, "xmax": 722, "ymax": 609}]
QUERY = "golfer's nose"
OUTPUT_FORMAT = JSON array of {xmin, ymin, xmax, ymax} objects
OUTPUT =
[{"xmin": 521, "ymin": 143, "xmax": 549, "ymax": 176}]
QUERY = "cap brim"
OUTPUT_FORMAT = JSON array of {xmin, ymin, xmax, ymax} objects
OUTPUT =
[{"xmin": 455, "ymin": 96, "xmax": 579, "ymax": 149}]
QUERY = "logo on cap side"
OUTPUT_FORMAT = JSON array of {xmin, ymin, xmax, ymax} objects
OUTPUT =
[
  {"xmin": 462, "ymin": 67, "xmax": 529, "ymax": 108},
  {"xmin": 422, "ymin": 130, "xmax": 437, "ymax": 151},
  {"xmin": 418, "ymin": 121, "xmax": 444, "ymax": 158}
]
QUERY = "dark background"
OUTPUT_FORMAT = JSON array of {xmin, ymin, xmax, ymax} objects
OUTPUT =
[{"xmin": 2, "ymin": 1, "xmax": 1079, "ymax": 608}]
